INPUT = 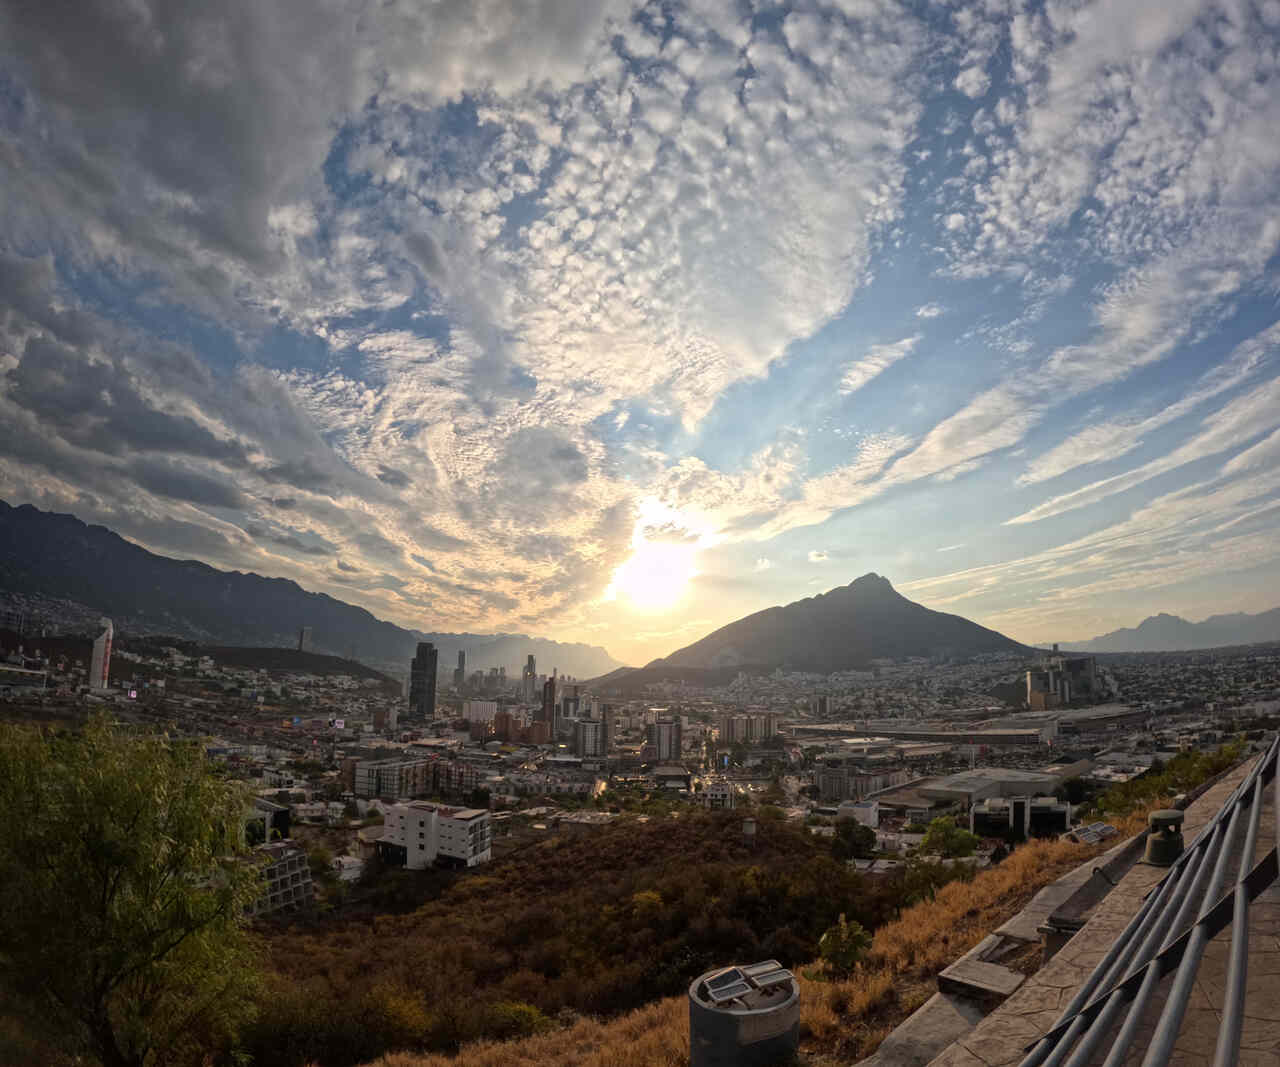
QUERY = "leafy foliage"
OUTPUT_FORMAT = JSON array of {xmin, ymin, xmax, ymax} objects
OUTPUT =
[
  {"xmin": 919, "ymin": 816, "xmax": 979, "ymax": 858},
  {"xmin": 0, "ymin": 715, "xmax": 261, "ymax": 1067},
  {"xmin": 831, "ymin": 820, "xmax": 877, "ymax": 860},
  {"xmin": 818, "ymin": 914, "xmax": 872, "ymax": 977},
  {"xmin": 1090, "ymin": 742, "xmax": 1245, "ymax": 816}
]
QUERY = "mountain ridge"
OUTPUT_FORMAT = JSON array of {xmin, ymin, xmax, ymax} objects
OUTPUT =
[
  {"xmin": 591, "ymin": 572, "xmax": 1034, "ymax": 691},
  {"xmin": 1062, "ymin": 606, "xmax": 1280, "ymax": 653},
  {"xmin": 0, "ymin": 500, "xmax": 622, "ymax": 678}
]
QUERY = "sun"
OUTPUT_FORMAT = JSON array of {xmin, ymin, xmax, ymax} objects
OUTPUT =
[{"xmin": 610, "ymin": 538, "xmax": 699, "ymax": 612}]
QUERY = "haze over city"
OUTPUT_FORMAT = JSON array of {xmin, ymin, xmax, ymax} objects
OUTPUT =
[{"xmin": 4, "ymin": 1, "xmax": 1280, "ymax": 665}]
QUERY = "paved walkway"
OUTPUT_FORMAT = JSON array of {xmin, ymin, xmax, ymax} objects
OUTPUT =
[{"xmin": 927, "ymin": 757, "xmax": 1280, "ymax": 1067}]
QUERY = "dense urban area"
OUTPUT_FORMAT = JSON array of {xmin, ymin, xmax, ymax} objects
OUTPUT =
[{"xmin": 3, "ymin": 605, "xmax": 1280, "ymax": 1064}]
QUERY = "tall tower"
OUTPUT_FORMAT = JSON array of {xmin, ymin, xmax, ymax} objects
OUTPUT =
[
  {"xmin": 522, "ymin": 654, "xmax": 537, "ymax": 702},
  {"xmin": 297, "ymin": 626, "xmax": 312, "ymax": 652},
  {"xmin": 453, "ymin": 649, "xmax": 466, "ymax": 691},
  {"xmin": 408, "ymin": 642, "xmax": 438, "ymax": 720},
  {"xmin": 540, "ymin": 675, "xmax": 556, "ymax": 723},
  {"xmin": 89, "ymin": 618, "xmax": 113, "ymax": 691}
]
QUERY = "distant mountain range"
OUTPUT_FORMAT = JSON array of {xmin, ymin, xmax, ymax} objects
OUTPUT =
[
  {"xmin": 1064, "ymin": 608, "xmax": 1280, "ymax": 653},
  {"xmin": 594, "ymin": 573, "xmax": 1033, "ymax": 690},
  {"xmin": 0, "ymin": 501, "xmax": 622, "ymax": 679}
]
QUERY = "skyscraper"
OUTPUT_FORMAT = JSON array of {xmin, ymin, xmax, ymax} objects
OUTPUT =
[
  {"xmin": 297, "ymin": 626, "xmax": 312, "ymax": 652},
  {"xmin": 89, "ymin": 617, "xmax": 112, "ymax": 691},
  {"xmin": 453, "ymin": 649, "xmax": 466, "ymax": 691},
  {"xmin": 521, "ymin": 654, "xmax": 537, "ymax": 702},
  {"xmin": 408, "ymin": 642, "xmax": 438, "ymax": 720},
  {"xmin": 540, "ymin": 675, "xmax": 556, "ymax": 724},
  {"xmin": 647, "ymin": 718, "xmax": 682, "ymax": 762}
]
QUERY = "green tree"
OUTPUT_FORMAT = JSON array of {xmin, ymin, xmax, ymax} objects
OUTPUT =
[
  {"xmin": 831, "ymin": 820, "xmax": 877, "ymax": 861},
  {"xmin": 0, "ymin": 715, "xmax": 262, "ymax": 1067},
  {"xmin": 818, "ymin": 913, "xmax": 872, "ymax": 977},
  {"xmin": 919, "ymin": 816, "xmax": 980, "ymax": 858}
]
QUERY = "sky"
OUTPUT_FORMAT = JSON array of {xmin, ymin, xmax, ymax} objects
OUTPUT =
[{"xmin": 2, "ymin": 0, "xmax": 1280, "ymax": 668}]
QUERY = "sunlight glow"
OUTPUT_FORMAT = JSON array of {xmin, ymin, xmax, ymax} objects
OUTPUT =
[{"xmin": 611, "ymin": 539, "xmax": 700, "ymax": 612}]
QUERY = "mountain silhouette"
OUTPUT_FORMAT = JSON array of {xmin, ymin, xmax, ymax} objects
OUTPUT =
[
  {"xmin": 1066, "ymin": 608, "xmax": 1280, "ymax": 653},
  {"xmin": 593, "ymin": 573, "xmax": 1032, "ymax": 690},
  {"xmin": 0, "ymin": 500, "xmax": 621, "ymax": 678}
]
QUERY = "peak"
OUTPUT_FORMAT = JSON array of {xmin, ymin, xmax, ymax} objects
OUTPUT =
[{"xmin": 849, "ymin": 572, "xmax": 893, "ymax": 590}]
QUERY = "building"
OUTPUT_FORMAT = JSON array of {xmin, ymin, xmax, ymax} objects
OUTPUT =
[
  {"xmin": 573, "ymin": 718, "xmax": 605, "ymax": 758},
  {"xmin": 372, "ymin": 705, "xmax": 399, "ymax": 732},
  {"xmin": 702, "ymin": 780, "xmax": 738, "ymax": 810},
  {"xmin": 453, "ymin": 650, "xmax": 466, "ymax": 691},
  {"xmin": 89, "ymin": 617, "xmax": 112, "ymax": 691},
  {"xmin": 719, "ymin": 712, "xmax": 781, "ymax": 745},
  {"xmin": 522, "ymin": 654, "xmax": 537, "ymax": 703},
  {"xmin": 379, "ymin": 801, "xmax": 492, "ymax": 869},
  {"xmin": 1026, "ymin": 654, "xmax": 1099, "ymax": 709},
  {"xmin": 409, "ymin": 642, "xmax": 438, "ymax": 720},
  {"xmin": 297, "ymin": 626, "xmax": 312, "ymax": 652},
  {"xmin": 816, "ymin": 763, "xmax": 910, "ymax": 802},
  {"xmin": 462, "ymin": 700, "xmax": 499, "ymax": 723},
  {"xmin": 837, "ymin": 799, "xmax": 879, "ymax": 829},
  {"xmin": 247, "ymin": 842, "xmax": 314, "ymax": 917},
  {"xmin": 351, "ymin": 757, "xmax": 434, "ymax": 798},
  {"xmin": 653, "ymin": 764, "xmax": 692, "ymax": 790},
  {"xmin": 540, "ymin": 675, "xmax": 556, "ymax": 723},
  {"xmin": 648, "ymin": 717, "xmax": 682, "ymax": 762}
]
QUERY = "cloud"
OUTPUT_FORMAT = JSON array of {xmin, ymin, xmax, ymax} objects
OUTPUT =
[
  {"xmin": 808, "ymin": 550, "xmax": 829, "ymax": 563},
  {"xmin": 754, "ymin": 557, "xmax": 774, "ymax": 572},
  {"xmin": 839, "ymin": 335, "xmax": 920, "ymax": 395},
  {"xmin": 915, "ymin": 303, "xmax": 946, "ymax": 319}
]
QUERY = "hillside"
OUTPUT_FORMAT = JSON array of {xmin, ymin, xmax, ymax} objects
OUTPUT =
[
  {"xmin": 243, "ymin": 810, "xmax": 919, "ymax": 1067},
  {"xmin": 599, "ymin": 573, "xmax": 1032, "ymax": 691},
  {"xmin": 1068, "ymin": 607, "xmax": 1280, "ymax": 652},
  {"xmin": 0, "ymin": 501, "xmax": 622, "ymax": 678}
]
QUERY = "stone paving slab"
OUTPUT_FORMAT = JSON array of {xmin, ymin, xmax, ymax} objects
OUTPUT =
[
  {"xmin": 927, "ymin": 756, "xmax": 1264, "ymax": 1067},
  {"xmin": 859, "ymin": 993, "xmax": 988, "ymax": 1067},
  {"xmin": 937, "ymin": 959, "xmax": 1026, "ymax": 1001}
]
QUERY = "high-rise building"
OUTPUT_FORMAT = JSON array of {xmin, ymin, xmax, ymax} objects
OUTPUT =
[
  {"xmin": 573, "ymin": 718, "xmax": 605, "ymax": 758},
  {"xmin": 89, "ymin": 618, "xmax": 112, "ymax": 691},
  {"xmin": 540, "ymin": 675, "xmax": 556, "ymax": 723},
  {"xmin": 647, "ymin": 718, "xmax": 682, "ymax": 762},
  {"xmin": 521, "ymin": 654, "xmax": 537, "ymax": 702},
  {"xmin": 453, "ymin": 650, "xmax": 466, "ymax": 691},
  {"xmin": 408, "ymin": 642, "xmax": 438, "ymax": 720},
  {"xmin": 297, "ymin": 626, "xmax": 312, "ymax": 652}
]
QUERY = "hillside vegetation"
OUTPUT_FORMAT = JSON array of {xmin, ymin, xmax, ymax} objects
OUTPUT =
[
  {"xmin": 244, "ymin": 811, "xmax": 965, "ymax": 1067},
  {"xmin": 350, "ymin": 833, "xmax": 1104, "ymax": 1067}
]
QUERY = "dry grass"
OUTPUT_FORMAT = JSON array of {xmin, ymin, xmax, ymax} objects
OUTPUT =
[
  {"xmin": 348, "ymin": 792, "xmax": 1196, "ymax": 1067},
  {"xmin": 356, "ymin": 998, "xmax": 689, "ymax": 1067},
  {"xmin": 348, "ymin": 832, "xmax": 1114, "ymax": 1067}
]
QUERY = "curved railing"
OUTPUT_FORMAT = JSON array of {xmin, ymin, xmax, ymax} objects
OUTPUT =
[{"xmin": 1018, "ymin": 735, "xmax": 1279, "ymax": 1067}]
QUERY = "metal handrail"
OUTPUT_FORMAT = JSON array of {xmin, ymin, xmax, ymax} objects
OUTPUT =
[{"xmin": 1019, "ymin": 737, "xmax": 1279, "ymax": 1067}]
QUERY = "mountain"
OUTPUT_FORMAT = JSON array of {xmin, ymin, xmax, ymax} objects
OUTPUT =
[
  {"xmin": 592, "ymin": 573, "xmax": 1032, "ymax": 691},
  {"xmin": 1067, "ymin": 608, "xmax": 1280, "ymax": 653},
  {"xmin": 0, "ymin": 501, "xmax": 622, "ymax": 678}
]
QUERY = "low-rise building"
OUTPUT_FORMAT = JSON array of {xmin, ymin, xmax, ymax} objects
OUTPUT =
[
  {"xmin": 701, "ymin": 780, "xmax": 739, "ymax": 810},
  {"xmin": 248, "ymin": 842, "xmax": 314, "ymax": 917},
  {"xmin": 378, "ymin": 800, "xmax": 493, "ymax": 869}
]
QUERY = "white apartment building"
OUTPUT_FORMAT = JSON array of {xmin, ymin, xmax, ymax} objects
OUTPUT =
[
  {"xmin": 462, "ymin": 700, "xmax": 499, "ymax": 723},
  {"xmin": 380, "ymin": 800, "xmax": 492, "ymax": 869}
]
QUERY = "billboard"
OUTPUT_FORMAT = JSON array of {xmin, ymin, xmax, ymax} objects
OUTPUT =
[{"xmin": 334, "ymin": 718, "xmax": 346, "ymax": 730}]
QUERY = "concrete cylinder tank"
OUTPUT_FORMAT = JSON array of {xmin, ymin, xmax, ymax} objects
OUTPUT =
[{"xmin": 689, "ymin": 960, "xmax": 799, "ymax": 1067}]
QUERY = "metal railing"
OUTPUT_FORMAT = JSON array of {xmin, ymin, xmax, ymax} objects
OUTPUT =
[{"xmin": 1018, "ymin": 737, "xmax": 1279, "ymax": 1067}]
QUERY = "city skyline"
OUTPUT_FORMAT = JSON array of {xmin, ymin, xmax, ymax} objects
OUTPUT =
[{"xmin": 3, "ymin": 2, "xmax": 1280, "ymax": 666}]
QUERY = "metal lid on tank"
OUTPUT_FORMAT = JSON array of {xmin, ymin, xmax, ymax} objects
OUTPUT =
[{"xmin": 697, "ymin": 960, "xmax": 796, "ymax": 1010}]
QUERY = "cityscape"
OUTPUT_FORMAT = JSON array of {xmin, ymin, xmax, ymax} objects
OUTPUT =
[{"xmin": 4, "ymin": 0, "xmax": 1280, "ymax": 1066}]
